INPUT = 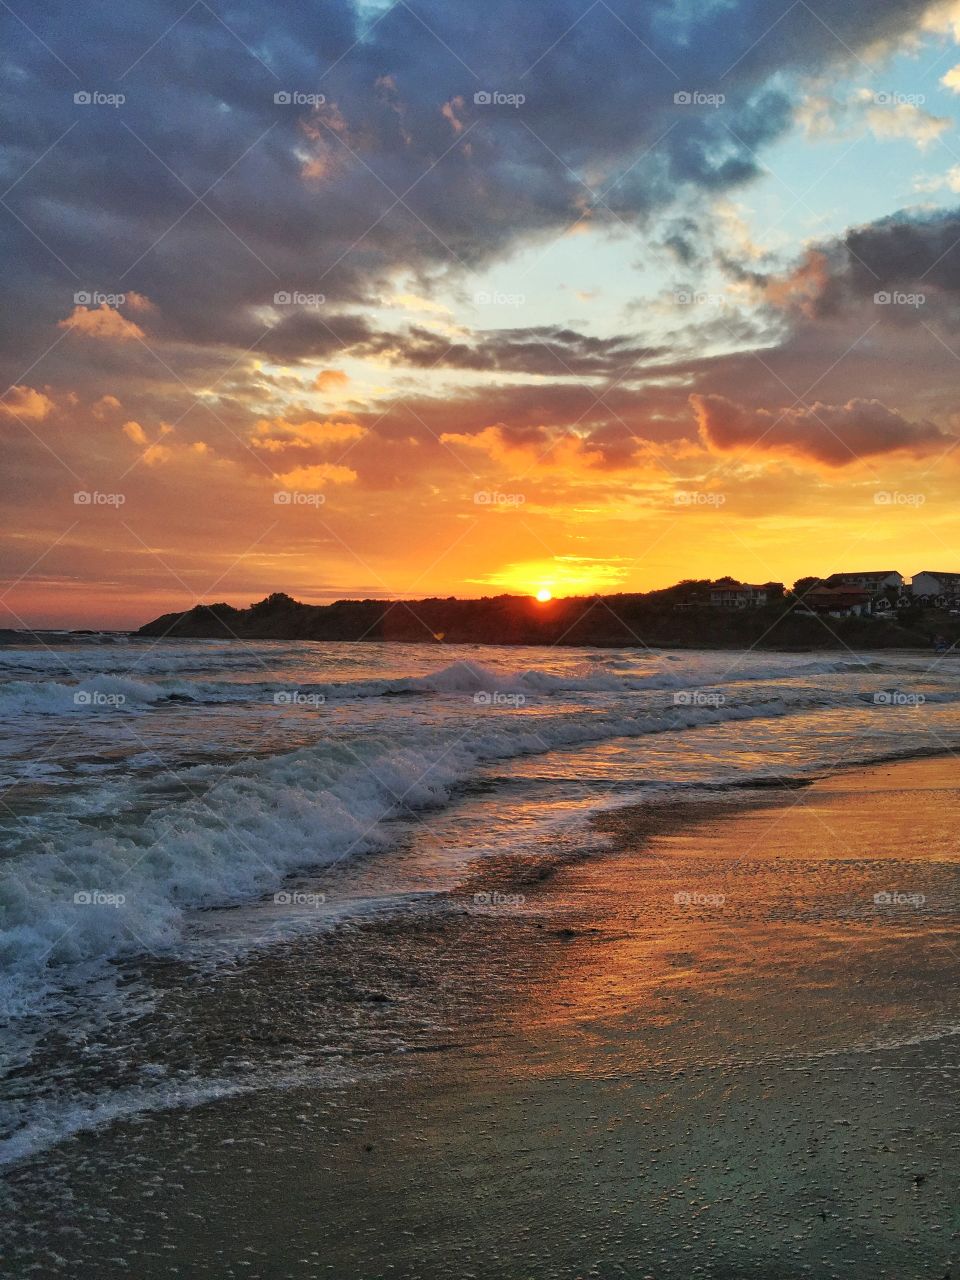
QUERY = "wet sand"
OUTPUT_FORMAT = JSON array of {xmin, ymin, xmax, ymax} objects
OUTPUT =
[{"xmin": 2, "ymin": 755, "xmax": 959, "ymax": 1277}]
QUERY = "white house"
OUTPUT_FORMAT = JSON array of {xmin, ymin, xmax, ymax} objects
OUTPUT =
[
  {"xmin": 709, "ymin": 582, "xmax": 782, "ymax": 609},
  {"xmin": 910, "ymin": 571, "xmax": 960, "ymax": 606},
  {"xmin": 825, "ymin": 571, "xmax": 903, "ymax": 594}
]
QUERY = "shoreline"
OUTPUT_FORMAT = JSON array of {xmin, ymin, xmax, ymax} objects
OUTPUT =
[
  {"xmin": 2, "ymin": 755, "xmax": 959, "ymax": 1277},
  {"xmin": 2, "ymin": 627, "xmax": 954, "ymax": 656}
]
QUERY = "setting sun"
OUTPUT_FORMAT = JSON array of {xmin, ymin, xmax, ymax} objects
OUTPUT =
[{"xmin": 535, "ymin": 588, "xmax": 553, "ymax": 603}]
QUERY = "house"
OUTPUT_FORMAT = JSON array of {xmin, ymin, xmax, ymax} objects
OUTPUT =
[
  {"xmin": 708, "ymin": 581, "xmax": 783, "ymax": 609},
  {"xmin": 825, "ymin": 571, "xmax": 903, "ymax": 595},
  {"xmin": 802, "ymin": 586, "xmax": 873, "ymax": 618},
  {"xmin": 910, "ymin": 571, "xmax": 960, "ymax": 607}
]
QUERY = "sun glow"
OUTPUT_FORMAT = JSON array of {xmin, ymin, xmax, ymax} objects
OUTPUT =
[{"xmin": 535, "ymin": 588, "xmax": 553, "ymax": 603}]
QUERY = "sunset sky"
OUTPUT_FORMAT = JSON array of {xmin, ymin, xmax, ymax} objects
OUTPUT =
[{"xmin": 5, "ymin": 0, "xmax": 960, "ymax": 626}]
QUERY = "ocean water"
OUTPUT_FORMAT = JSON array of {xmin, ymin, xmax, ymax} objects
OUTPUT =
[{"xmin": 0, "ymin": 636, "xmax": 957, "ymax": 1165}]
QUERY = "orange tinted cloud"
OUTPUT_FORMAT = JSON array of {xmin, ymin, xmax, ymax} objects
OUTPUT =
[
  {"xmin": 59, "ymin": 305, "xmax": 145, "ymax": 341},
  {"xmin": 441, "ymin": 423, "xmax": 606, "ymax": 472},
  {"xmin": 92, "ymin": 394, "xmax": 121, "ymax": 418},
  {"xmin": 313, "ymin": 370, "xmax": 350, "ymax": 392},
  {"xmin": 0, "ymin": 385, "xmax": 54, "ymax": 420},
  {"xmin": 122, "ymin": 420, "xmax": 149, "ymax": 445},
  {"xmin": 275, "ymin": 462, "xmax": 358, "ymax": 489},
  {"xmin": 252, "ymin": 416, "xmax": 365, "ymax": 452}
]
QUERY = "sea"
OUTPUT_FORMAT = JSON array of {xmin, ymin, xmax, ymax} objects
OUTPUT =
[{"xmin": 0, "ymin": 635, "xmax": 956, "ymax": 1167}]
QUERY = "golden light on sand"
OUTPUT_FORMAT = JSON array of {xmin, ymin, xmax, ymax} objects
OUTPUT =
[{"xmin": 535, "ymin": 588, "xmax": 553, "ymax": 603}]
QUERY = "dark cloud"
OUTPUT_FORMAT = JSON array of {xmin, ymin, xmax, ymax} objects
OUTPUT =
[
  {"xmin": 358, "ymin": 324, "xmax": 665, "ymax": 377},
  {"xmin": 692, "ymin": 392, "xmax": 955, "ymax": 466},
  {"xmin": 0, "ymin": 0, "xmax": 942, "ymax": 382}
]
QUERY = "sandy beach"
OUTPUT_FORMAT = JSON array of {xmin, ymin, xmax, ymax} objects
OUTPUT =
[{"xmin": 1, "ymin": 752, "xmax": 958, "ymax": 1278}]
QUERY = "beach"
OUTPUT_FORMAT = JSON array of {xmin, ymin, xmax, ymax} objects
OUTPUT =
[{"xmin": 2, "ymin": 752, "xmax": 958, "ymax": 1278}]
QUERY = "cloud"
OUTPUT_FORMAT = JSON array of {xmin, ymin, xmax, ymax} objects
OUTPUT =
[
  {"xmin": 360, "ymin": 324, "xmax": 665, "ymax": 377},
  {"xmin": 1, "ymin": 0, "xmax": 934, "ymax": 383},
  {"xmin": 441, "ymin": 423, "xmax": 606, "ymax": 472},
  {"xmin": 798, "ymin": 87, "xmax": 951, "ymax": 150},
  {"xmin": 122, "ymin": 420, "xmax": 149, "ymax": 445},
  {"xmin": 692, "ymin": 392, "xmax": 955, "ymax": 466},
  {"xmin": 251, "ymin": 416, "xmax": 366, "ymax": 452},
  {"xmin": 0, "ymin": 385, "xmax": 54, "ymax": 421},
  {"xmin": 91, "ymin": 394, "xmax": 122, "ymax": 419},
  {"xmin": 275, "ymin": 462, "xmax": 358, "ymax": 489},
  {"xmin": 59, "ymin": 306, "xmax": 145, "ymax": 342},
  {"xmin": 313, "ymin": 370, "xmax": 350, "ymax": 392}
]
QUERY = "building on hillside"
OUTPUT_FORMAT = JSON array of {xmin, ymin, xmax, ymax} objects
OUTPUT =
[
  {"xmin": 802, "ymin": 586, "xmax": 873, "ymax": 618},
  {"xmin": 825, "ymin": 571, "xmax": 903, "ymax": 594},
  {"xmin": 708, "ymin": 581, "xmax": 783, "ymax": 609},
  {"xmin": 910, "ymin": 571, "xmax": 960, "ymax": 607}
]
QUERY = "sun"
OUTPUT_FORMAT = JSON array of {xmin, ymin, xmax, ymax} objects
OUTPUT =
[{"xmin": 535, "ymin": 588, "xmax": 553, "ymax": 603}]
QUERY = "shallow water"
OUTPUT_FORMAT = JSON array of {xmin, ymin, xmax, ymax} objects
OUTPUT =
[{"xmin": 1, "ymin": 637, "xmax": 958, "ymax": 1164}]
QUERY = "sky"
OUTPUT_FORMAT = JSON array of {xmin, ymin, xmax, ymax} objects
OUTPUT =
[{"xmin": 5, "ymin": 0, "xmax": 960, "ymax": 627}]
